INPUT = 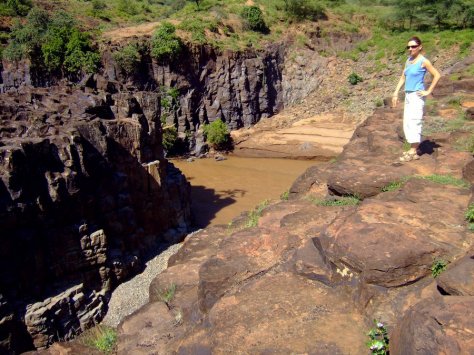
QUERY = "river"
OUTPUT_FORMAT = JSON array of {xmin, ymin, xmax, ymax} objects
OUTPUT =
[{"xmin": 172, "ymin": 157, "xmax": 317, "ymax": 228}]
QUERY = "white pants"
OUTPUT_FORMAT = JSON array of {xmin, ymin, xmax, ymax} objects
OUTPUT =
[{"xmin": 403, "ymin": 92, "xmax": 425, "ymax": 144}]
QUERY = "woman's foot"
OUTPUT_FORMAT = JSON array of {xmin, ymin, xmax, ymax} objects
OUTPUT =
[{"xmin": 399, "ymin": 151, "xmax": 420, "ymax": 162}]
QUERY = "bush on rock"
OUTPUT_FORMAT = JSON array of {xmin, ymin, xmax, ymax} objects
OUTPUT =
[{"xmin": 203, "ymin": 119, "xmax": 230, "ymax": 150}]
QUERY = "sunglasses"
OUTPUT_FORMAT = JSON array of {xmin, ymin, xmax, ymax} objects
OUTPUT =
[{"xmin": 406, "ymin": 45, "xmax": 419, "ymax": 49}]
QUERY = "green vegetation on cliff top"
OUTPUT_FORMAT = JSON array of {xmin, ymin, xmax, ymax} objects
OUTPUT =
[{"xmin": 1, "ymin": 1, "xmax": 473, "ymax": 72}]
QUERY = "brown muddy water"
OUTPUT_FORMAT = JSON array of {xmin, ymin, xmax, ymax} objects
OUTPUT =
[{"xmin": 172, "ymin": 157, "xmax": 318, "ymax": 228}]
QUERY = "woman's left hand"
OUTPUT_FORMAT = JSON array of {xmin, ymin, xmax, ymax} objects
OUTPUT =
[{"xmin": 417, "ymin": 90, "xmax": 430, "ymax": 97}]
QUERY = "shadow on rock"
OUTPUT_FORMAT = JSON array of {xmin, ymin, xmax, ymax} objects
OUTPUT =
[{"xmin": 189, "ymin": 185, "xmax": 240, "ymax": 228}]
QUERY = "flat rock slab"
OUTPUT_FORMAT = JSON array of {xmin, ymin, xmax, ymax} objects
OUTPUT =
[
  {"xmin": 180, "ymin": 273, "xmax": 367, "ymax": 354},
  {"xmin": 117, "ymin": 301, "xmax": 179, "ymax": 355},
  {"xmin": 232, "ymin": 113, "xmax": 355, "ymax": 159}
]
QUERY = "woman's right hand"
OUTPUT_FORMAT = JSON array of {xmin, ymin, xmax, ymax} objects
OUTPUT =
[{"xmin": 391, "ymin": 96, "xmax": 398, "ymax": 108}]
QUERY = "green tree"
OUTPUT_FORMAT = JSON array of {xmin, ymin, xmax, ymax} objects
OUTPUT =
[
  {"xmin": 63, "ymin": 29, "xmax": 100, "ymax": 74},
  {"xmin": 393, "ymin": 0, "xmax": 474, "ymax": 30},
  {"xmin": 150, "ymin": 22, "xmax": 182, "ymax": 63},
  {"xmin": 3, "ymin": 8, "xmax": 99, "ymax": 75},
  {"xmin": 41, "ymin": 11, "xmax": 76, "ymax": 71},
  {"xmin": 2, "ymin": 7, "xmax": 49, "ymax": 61},
  {"xmin": 241, "ymin": 6, "xmax": 268, "ymax": 33}
]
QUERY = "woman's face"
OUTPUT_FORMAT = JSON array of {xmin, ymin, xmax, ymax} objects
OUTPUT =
[{"xmin": 407, "ymin": 40, "xmax": 422, "ymax": 56}]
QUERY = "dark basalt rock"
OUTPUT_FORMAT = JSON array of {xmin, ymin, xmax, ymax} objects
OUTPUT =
[{"xmin": 0, "ymin": 81, "xmax": 191, "ymax": 352}]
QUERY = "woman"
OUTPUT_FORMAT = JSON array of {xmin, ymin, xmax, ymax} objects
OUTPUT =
[{"xmin": 392, "ymin": 36, "xmax": 441, "ymax": 162}]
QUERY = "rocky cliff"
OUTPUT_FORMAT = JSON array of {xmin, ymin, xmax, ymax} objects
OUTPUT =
[
  {"xmin": 0, "ymin": 74, "xmax": 192, "ymax": 353},
  {"xmin": 111, "ymin": 78, "xmax": 474, "ymax": 354},
  {"xmin": 0, "ymin": 34, "xmax": 361, "ymax": 352}
]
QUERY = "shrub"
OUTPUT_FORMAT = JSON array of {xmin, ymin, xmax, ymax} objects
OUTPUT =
[
  {"xmin": 117, "ymin": 0, "xmax": 138, "ymax": 16},
  {"xmin": 0, "ymin": 0, "xmax": 32, "ymax": 16},
  {"xmin": 41, "ymin": 12, "xmax": 77, "ymax": 71},
  {"xmin": 241, "ymin": 6, "xmax": 268, "ymax": 33},
  {"xmin": 112, "ymin": 43, "xmax": 141, "ymax": 74},
  {"xmin": 80, "ymin": 325, "xmax": 117, "ymax": 354},
  {"xmin": 2, "ymin": 7, "xmax": 49, "ymax": 61},
  {"xmin": 63, "ymin": 29, "xmax": 100, "ymax": 74},
  {"xmin": 178, "ymin": 18, "xmax": 209, "ymax": 44},
  {"xmin": 91, "ymin": 0, "xmax": 106, "ymax": 11},
  {"xmin": 162, "ymin": 126, "xmax": 178, "ymax": 153},
  {"xmin": 203, "ymin": 119, "xmax": 230, "ymax": 150},
  {"xmin": 151, "ymin": 22, "xmax": 182, "ymax": 63},
  {"xmin": 284, "ymin": 0, "xmax": 325, "ymax": 21},
  {"xmin": 431, "ymin": 259, "xmax": 447, "ymax": 278},
  {"xmin": 348, "ymin": 72, "xmax": 363, "ymax": 85},
  {"xmin": 3, "ymin": 9, "xmax": 99, "ymax": 75},
  {"xmin": 160, "ymin": 86, "xmax": 180, "ymax": 117},
  {"xmin": 465, "ymin": 204, "xmax": 474, "ymax": 222}
]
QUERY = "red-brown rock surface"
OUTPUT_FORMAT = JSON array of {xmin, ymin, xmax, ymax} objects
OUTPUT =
[{"xmin": 115, "ymin": 78, "xmax": 474, "ymax": 354}]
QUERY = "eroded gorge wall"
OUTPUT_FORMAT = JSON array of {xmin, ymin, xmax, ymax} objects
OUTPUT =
[
  {"xmin": 0, "ymin": 84, "xmax": 191, "ymax": 352},
  {"xmin": 0, "ymin": 33, "xmax": 362, "ymax": 353}
]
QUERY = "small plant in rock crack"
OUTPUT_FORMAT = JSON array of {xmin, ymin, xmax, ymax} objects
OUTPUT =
[
  {"xmin": 381, "ymin": 181, "xmax": 403, "ymax": 192},
  {"xmin": 366, "ymin": 320, "xmax": 389, "ymax": 355},
  {"xmin": 381, "ymin": 176, "xmax": 411, "ymax": 192},
  {"xmin": 308, "ymin": 195, "xmax": 361, "ymax": 206},
  {"xmin": 431, "ymin": 259, "xmax": 448, "ymax": 278},
  {"xmin": 158, "ymin": 283, "xmax": 176, "ymax": 308},
  {"xmin": 246, "ymin": 199, "xmax": 270, "ymax": 228},
  {"xmin": 465, "ymin": 204, "xmax": 474, "ymax": 223},
  {"xmin": 80, "ymin": 325, "xmax": 117, "ymax": 354}
]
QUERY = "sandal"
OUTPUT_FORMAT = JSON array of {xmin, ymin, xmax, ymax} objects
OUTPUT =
[{"xmin": 399, "ymin": 152, "xmax": 420, "ymax": 162}]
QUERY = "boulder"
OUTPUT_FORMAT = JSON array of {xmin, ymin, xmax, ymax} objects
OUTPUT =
[
  {"xmin": 321, "ymin": 178, "xmax": 471, "ymax": 288},
  {"xmin": 391, "ymin": 297, "xmax": 474, "ymax": 355},
  {"xmin": 437, "ymin": 253, "xmax": 474, "ymax": 296}
]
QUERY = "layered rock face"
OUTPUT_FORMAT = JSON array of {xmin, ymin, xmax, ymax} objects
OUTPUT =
[
  {"xmin": 0, "ymin": 79, "xmax": 191, "ymax": 352},
  {"xmin": 114, "ymin": 79, "xmax": 474, "ymax": 354},
  {"xmin": 96, "ymin": 44, "xmax": 284, "ymax": 137}
]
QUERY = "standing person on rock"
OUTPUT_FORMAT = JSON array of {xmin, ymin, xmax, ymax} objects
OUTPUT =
[{"xmin": 392, "ymin": 36, "xmax": 441, "ymax": 162}]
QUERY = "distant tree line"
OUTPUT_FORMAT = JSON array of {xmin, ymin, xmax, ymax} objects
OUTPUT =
[{"xmin": 389, "ymin": 0, "xmax": 474, "ymax": 30}]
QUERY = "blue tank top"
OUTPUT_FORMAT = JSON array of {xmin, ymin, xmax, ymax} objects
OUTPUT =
[{"xmin": 404, "ymin": 55, "xmax": 426, "ymax": 92}]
